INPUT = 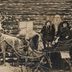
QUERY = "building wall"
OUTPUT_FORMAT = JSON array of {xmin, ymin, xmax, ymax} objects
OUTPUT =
[{"xmin": 0, "ymin": 0, "xmax": 72, "ymax": 32}]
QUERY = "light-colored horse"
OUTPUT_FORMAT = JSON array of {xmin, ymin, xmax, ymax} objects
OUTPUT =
[{"xmin": 0, "ymin": 33, "xmax": 24, "ymax": 64}]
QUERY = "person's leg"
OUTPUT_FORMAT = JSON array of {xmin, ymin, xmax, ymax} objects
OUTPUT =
[
  {"xmin": 34, "ymin": 38, "xmax": 39, "ymax": 50},
  {"xmin": 42, "ymin": 39, "xmax": 46, "ymax": 49}
]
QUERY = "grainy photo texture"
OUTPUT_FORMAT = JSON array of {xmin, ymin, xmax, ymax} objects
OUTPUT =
[{"xmin": 0, "ymin": 0, "xmax": 72, "ymax": 72}]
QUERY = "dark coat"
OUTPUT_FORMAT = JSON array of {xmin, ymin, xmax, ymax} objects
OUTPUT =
[
  {"xmin": 41, "ymin": 24, "xmax": 55, "ymax": 42},
  {"xmin": 30, "ymin": 35, "xmax": 39, "ymax": 50},
  {"xmin": 57, "ymin": 22, "xmax": 70, "ymax": 41}
]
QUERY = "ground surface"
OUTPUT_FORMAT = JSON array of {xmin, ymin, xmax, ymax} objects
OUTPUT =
[{"xmin": 0, "ymin": 64, "xmax": 71, "ymax": 72}]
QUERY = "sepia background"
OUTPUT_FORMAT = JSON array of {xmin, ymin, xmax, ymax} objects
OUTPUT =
[
  {"xmin": 0, "ymin": 0, "xmax": 72, "ymax": 72},
  {"xmin": 0, "ymin": 0, "xmax": 72, "ymax": 33}
]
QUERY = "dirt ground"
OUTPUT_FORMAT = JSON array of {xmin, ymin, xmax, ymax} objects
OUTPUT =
[
  {"xmin": 0, "ymin": 63, "xmax": 71, "ymax": 72},
  {"xmin": 0, "ymin": 62, "xmax": 35, "ymax": 72},
  {"xmin": 0, "ymin": 63, "xmax": 27, "ymax": 72}
]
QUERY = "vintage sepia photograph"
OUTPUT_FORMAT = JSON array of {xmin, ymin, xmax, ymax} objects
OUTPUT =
[{"xmin": 0, "ymin": 0, "xmax": 72, "ymax": 72}]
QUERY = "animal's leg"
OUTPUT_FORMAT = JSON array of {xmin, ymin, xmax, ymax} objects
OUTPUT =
[
  {"xmin": 2, "ymin": 49, "xmax": 5, "ymax": 65},
  {"xmin": 1, "ymin": 41, "xmax": 6, "ymax": 65}
]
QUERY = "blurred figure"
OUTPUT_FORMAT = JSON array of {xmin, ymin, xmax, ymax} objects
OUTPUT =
[
  {"xmin": 68, "ymin": 23, "xmax": 72, "ymax": 62},
  {"xmin": 30, "ymin": 34, "xmax": 39, "ymax": 50},
  {"xmin": 52, "ymin": 15, "xmax": 62, "ymax": 34},
  {"xmin": 56, "ymin": 21, "xmax": 71, "ymax": 42},
  {"xmin": 41, "ymin": 20, "xmax": 55, "ymax": 48},
  {"xmin": 17, "ymin": 34, "xmax": 29, "ymax": 52},
  {"xmin": 69, "ymin": 23, "xmax": 72, "ymax": 39},
  {"xmin": 18, "ymin": 29, "xmax": 39, "ymax": 50}
]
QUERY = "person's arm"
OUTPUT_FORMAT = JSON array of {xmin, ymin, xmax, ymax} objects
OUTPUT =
[
  {"xmin": 52, "ymin": 24, "xmax": 55, "ymax": 36},
  {"xmin": 56, "ymin": 25, "xmax": 61, "ymax": 37},
  {"xmin": 55, "ymin": 37, "xmax": 60, "ymax": 43},
  {"xmin": 54, "ymin": 25, "xmax": 61, "ymax": 43},
  {"xmin": 40, "ymin": 26, "xmax": 45, "ymax": 38},
  {"xmin": 41, "ymin": 26, "xmax": 45, "ymax": 34},
  {"xmin": 65, "ymin": 28, "xmax": 71, "ymax": 39}
]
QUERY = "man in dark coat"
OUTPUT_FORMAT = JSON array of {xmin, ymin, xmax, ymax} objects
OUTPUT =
[{"xmin": 41, "ymin": 20, "xmax": 55, "ymax": 49}]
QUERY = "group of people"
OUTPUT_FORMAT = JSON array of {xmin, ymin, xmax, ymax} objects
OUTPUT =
[
  {"xmin": 41, "ymin": 20, "xmax": 72, "ymax": 49},
  {"xmin": 1, "ymin": 17, "xmax": 72, "ymax": 52},
  {"xmin": 17, "ymin": 20, "xmax": 72, "ymax": 52},
  {"xmin": 0, "ymin": 18, "xmax": 72, "ymax": 69},
  {"xmin": 40, "ymin": 20, "xmax": 72, "ymax": 69}
]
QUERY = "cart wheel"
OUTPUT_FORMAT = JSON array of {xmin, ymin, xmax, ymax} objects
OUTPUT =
[
  {"xmin": 31, "ymin": 57, "xmax": 50, "ymax": 72},
  {"xmin": 32, "ymin": 65, "xmax": 49, "ymax": 72}
]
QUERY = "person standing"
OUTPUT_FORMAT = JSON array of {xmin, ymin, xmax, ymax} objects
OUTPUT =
[
  {"xmin": 41, "ymin": 20, "xmax": 55, "ymax": 48},
  {"xmin": 52, "ymin": 15, "xmax": 62, "ymax": 35}
]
